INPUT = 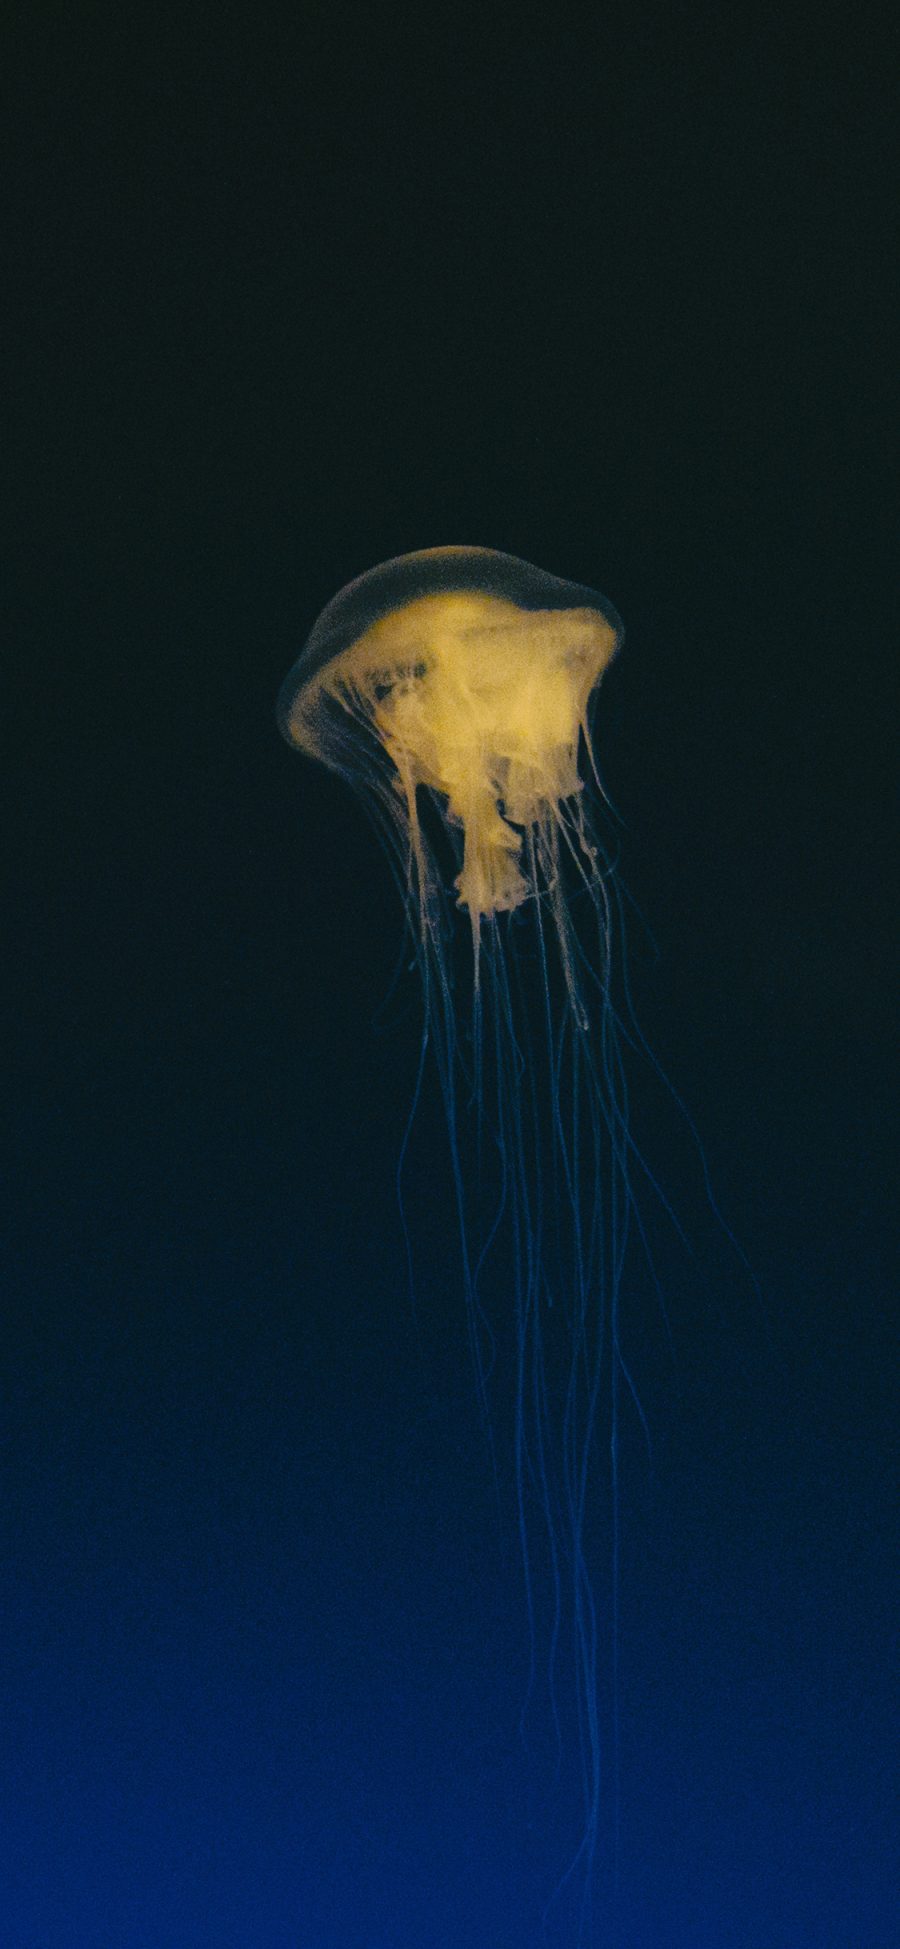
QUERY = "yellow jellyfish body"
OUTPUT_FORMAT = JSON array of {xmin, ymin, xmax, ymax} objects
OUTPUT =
[{"xmin": 278, "ymin": 546, "xmax": 621, "ymax": 923}]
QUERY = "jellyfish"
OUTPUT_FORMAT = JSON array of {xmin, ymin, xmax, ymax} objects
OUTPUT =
[{"xmin": 278, "ymin": 545, "xmax": 634, "ymax": 1929}]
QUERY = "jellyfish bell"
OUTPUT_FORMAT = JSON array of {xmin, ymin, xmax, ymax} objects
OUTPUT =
[{"xmin": 277, "ymin": 546, "xmax": 623, "ymax": 926}]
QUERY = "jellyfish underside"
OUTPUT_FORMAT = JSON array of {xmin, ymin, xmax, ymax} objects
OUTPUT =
[{"xmin": 328, "ymin": 590, "xmax": 616, "ymax": 917}]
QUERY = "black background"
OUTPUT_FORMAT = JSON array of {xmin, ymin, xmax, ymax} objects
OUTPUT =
[{"xmin": 4, "ymin": 5, "xmax": 897, "ymax": 1945}]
